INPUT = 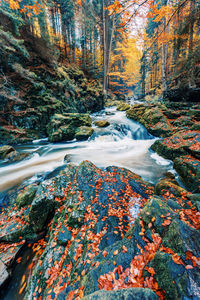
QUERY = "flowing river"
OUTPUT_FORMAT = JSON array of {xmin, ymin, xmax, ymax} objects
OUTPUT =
[
  {"xmin": 0, "ymin": 105, "xmax": 175, "ymax": 200},
  {"xmin": 0, "ymin": 104, "xmax": 177, "ymax": 300}
]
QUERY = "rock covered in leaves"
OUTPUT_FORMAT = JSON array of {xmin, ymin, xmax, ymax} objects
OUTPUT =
[
  {"xmin": 0, "ymin": 161, "xmax": 200, "ymax": 299},
  {"xmin": 127, "ymin": 103, "xmax": 200, "ymax": 193},
  {"xmin": 155, "ymin": 177, "xmax": 186, "ymax": 197},
  {"xmin": 173, "ymin": 155, "xmax": 200, "ymax": 193},
  {"xmin": 24, "ymin": 161, "xmax": 153, "ymax": 299}
]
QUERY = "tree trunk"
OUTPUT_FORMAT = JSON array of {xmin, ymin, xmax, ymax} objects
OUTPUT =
[
  {"xmin": 161, "ymin": 18, "xmax": 168, "ymax": 94},
  {"xmin": 102, "ymin": 0, "xmax": 107, "ymax": 94},
  {"xmin": 188, "ymin": 0, "xmax": 196, "ymax": 87}
]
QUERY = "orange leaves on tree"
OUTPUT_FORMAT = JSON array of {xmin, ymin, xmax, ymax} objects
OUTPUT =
[
  {"xmin": 5, "ymin": 0, "xmax": 42, "ymax": 15},
  {"xmin": 107, "ymin": 0, "xmax": 122, "ymax": 15}
]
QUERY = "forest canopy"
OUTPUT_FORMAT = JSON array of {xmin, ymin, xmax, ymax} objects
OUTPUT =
[{"xmin": 0, "ymin": 0, "xmax": 200, "ymax": 99}]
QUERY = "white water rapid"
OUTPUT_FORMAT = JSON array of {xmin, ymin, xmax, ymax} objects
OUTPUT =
[{"xmin": 0, "ymin": 106, "xmax": 175, "ymax": 195}]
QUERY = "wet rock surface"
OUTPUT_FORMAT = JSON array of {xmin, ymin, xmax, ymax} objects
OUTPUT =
[
  {"xmin": 127, "ymin": 103, "xmax": 200, "ymax": 193},
  {"xmin": 0, "ymin": 65, "xmax": 104, "ymax": 145},
  {"xmin": 0, "ymin": 145, "xmax": 31, "ymax": 163},
  {"xmin": 95, "ymin": 120, "xmax": 110, "ymax": 127},
  {"xmin": 0, "ymin": 160, "xmax": 199, "ymax": 299},
  {"xmin": 47, "ymin": 113, "xmax": 92, "ymax": 142}
]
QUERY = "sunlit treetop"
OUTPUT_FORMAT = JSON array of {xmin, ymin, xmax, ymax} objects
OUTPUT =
[{"xmin": 4, "ymin": 0, "xmax": 43, "ymax": 16}]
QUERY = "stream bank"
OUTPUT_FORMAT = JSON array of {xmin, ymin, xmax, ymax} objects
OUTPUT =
[{"xmin": 127, "ymin": 102, "xmax": 200, "ymax": 193}]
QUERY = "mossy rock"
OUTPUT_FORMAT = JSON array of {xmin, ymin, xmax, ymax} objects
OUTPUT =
[
  {"xmin": 16, "ymin": 184, "xmax": 38, "ymax": 208},
  {"xmin": 174, "ymin": 156, "xmax": 200, "ymax": 193},
  {"xmin": 155, "ymin": 178, "xmax": 188, "ymax": 197},
  {"xmin": 48, "ymin": 124, "xmax": 76, "ymax": 142},
  {"xmin": 6, "ymin": 151, "xmax": 31, "ymax": 162},
  {"xmin": 75, "ymin": 126, "xmax": 94, "ymax": 141},
  {"xmin": 117, "ymin": 103, "xmax": 130, "ymax": 111},
  {"xmin": 95, "ymin": 120, "xmax": 110, "ymax": 128},
  {"xmin": 151, "ymin": 139, "xmax": 186, "ymax": 161},
  {"xmin": 0, "ymin": 145, "xmax": 15, "ymax": 159},
  {"xmin": 29, "ymin": 182, "xmax": 56, "ymax": 232},
  {"xmin": 105, "ymin": 100, "xmax": 122, "ymax": 107},
  {"xmin": 148, "ymin": 252, "xmax": 188, "ymax": 300},
  {"xmin": 161, "ymin": 218, "xmax": 200, "ymax": 257},
  {"xmin": 47, "ymin": 113, "xmax": 92, "ymax": 142},
  {"xmin": 82, "ymin": 288, "xmax": 158, "ymax": 300},
  {"xmin": 140, "ymin": 197, "xmax": 177, "ymax": 235}
]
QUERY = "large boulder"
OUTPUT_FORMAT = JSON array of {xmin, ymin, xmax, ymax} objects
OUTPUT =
[
  {"xmin": 16, "ymin": 184, "xmax": 38, "ymax": 208},
  {"xmin": 25, "ymin": 161, "xmax": 154, "ymax": 299},
  {"xmin": 151, "ymin": 131, "xmax": 200, "ymax": 161},
  {"xmin": 174, "ymin": 155, "xmax": 200, "ymax": 193},
  {"xmin": 47, "ymin": 113, "xmax": 92, "ymax": 142},
  {"xmin": 126, "ymin": 104, "xmax": 173, "ymax": 137},
  {"xmin": 75, "ymin": 126, "xmax": 94, "ymax": 140},
  {"xmin": 95, "ymin": 120, "xmax": 110, "ymax": 127},
  {"xmin": 117, "ymin": 103, "xmax": 130, "ymax": 111},
  {"xmin": 0, "ymin": 145, "xmax": 15, "ymax": 159},
  {"xmin": 0, "ymin": 260, "xmax": 9, "ymax": 288}
]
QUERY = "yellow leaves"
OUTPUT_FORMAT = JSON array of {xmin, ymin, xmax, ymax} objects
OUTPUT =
[
  {"xmin": 110, "ymin": 38, "xmax": 142, "ymax": 89},
  {"xmin": 5, "ymin": 0, "xmax": 42, "ymax": 16},
  {"xmin": 153, "ymin": 5, "xmax": 175, "ymax": 23},
  {"xmin": 5, "ymin": 0, "xmax": 19, "ymax": 10},
  {"xmin": 77, "ymin": 0, "xmax": 82, "ymax": 6}
]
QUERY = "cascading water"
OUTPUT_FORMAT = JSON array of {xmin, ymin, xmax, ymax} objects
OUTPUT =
[{"xmin": 0, "ymin": 106, "xmax": 175, "ymax": 198}]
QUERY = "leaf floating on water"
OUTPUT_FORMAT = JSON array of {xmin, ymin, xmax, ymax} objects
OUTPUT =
[{"xmin": 19, "ymin": 282, "xmax": 26, "ymax": 295}]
